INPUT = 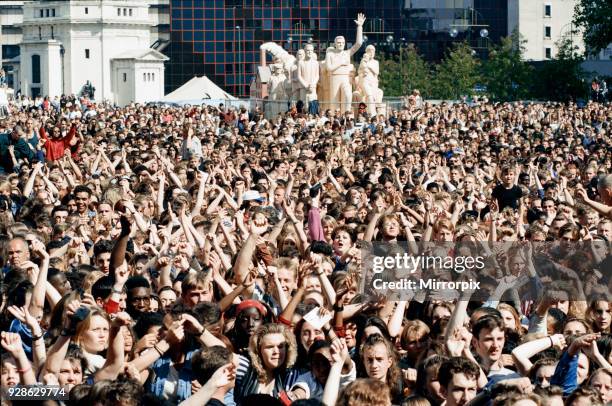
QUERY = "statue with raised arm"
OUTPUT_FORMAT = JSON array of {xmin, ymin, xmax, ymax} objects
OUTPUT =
[
  {"xmin": 357, "ymin": 45, "xmax": 383, "ymax": 116},
  {"xmin": 324, "ymin": 13, "xmax": 366, "ymax": 113},
  {"xmin": 298, "ymin": 43, "xmax": 320, "ymax": 115}
]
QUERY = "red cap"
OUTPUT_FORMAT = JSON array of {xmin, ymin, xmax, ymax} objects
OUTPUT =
[{"xmin": 235, "ymin": 299, "xmax": 267, "ymax": 317}]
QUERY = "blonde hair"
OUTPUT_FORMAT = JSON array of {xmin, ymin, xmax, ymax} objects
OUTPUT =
[
  {"xmin": 82, "ymin": 271, "xmax": 105, "ymax": 294},
  {"xmin": 433, "ymin": 219, "xmax": 454, "ymax": 236},
  {"xmin": 248, "ymin": 323, "xmax": 297, "ymax": 382},
  {"xmin": 400, "ymin": 320, "xmax": 430, "ymax": 350},
  {"xmin": 74, "ymin": 308, "xmax": 110, "ymax": 348}
]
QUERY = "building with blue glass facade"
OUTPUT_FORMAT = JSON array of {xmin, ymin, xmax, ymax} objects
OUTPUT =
[{"xmin": 166, "ymin": 0, "xmax": 508, "ymax": 98}]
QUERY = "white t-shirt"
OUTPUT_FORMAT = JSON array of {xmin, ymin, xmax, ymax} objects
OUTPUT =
[
  {"xmin": 161, "ymin": 362, "xmax": 180, "ymax": 401},
  {"xmin": 83, "ymin": 352, "xmax": 105, "ymax": 376}
]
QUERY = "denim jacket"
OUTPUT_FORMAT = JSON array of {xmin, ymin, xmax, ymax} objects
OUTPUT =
[
  {"xmin": 148, "ymin": 349, "xmax": 196, "ymax": 402},
  {"xmin": 550, "ymin": 351, "xmax": 578, "ymax": 397}
]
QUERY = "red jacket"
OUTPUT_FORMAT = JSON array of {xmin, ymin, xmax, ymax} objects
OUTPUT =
[{"xmin": 39, "ymin": 124, "xmax": 76, "ymax": 161}]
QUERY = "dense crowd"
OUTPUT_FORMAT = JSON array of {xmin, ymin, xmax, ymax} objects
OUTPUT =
[{"xmin": 0, "ymin": 94, "xmax": 611, "ymax": 406}]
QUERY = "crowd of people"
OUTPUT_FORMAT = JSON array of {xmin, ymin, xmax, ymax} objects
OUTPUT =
[{"xmin": 0, "ymin": 93, "xmax": 611, "ymax": 406}]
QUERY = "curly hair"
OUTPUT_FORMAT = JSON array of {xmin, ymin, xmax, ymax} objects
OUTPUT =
[
  {"xmin": 564, "ymin": 386, "xmax": 604, "ymax": 405},
  {"xmin": 338, "ymin": 378, "xmax": 391, "ymax": 406},
  {"xmin": 360, "ymin": 333, "xmax": 401, "ymax": 401},
  {"xmin": 248, "ymin": 323, "xmax": 297, "ymax": 382}
]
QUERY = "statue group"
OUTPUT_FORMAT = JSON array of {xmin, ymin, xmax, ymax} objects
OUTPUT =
[{"xmin": 261, "ymin": 13, "xmax": 384, "ymax": 116}]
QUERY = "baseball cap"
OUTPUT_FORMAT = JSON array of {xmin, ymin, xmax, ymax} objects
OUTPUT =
[{"xmin": 242, "ymin": 190, "xmax": 265, "ymax": 203}]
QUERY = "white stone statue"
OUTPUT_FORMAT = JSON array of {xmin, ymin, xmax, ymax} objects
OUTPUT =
[
  {"xmin": 291, "ymin": 49, "xmax": 306, "ymax": 105},
  {"xmin": 324, "ymin": 13, "xmax": 366, "ymax": 113},
  {"xmin": 269, "ymin": 64, "xmax": 288, "ymax": 117},
  {"xmin": 260, "ymin": 42, "xmax": 296, "ymax": 73},
  {"xmin": 298, "ymin": 43, "xmax": 320, "ymax": 114},
  {"xmin": 260, "ymin": 43, "xmax": 295, "ymax": 116},
  {"xmin": 357, "ymin": 45, "xmax": 383, "ymax": 116}
]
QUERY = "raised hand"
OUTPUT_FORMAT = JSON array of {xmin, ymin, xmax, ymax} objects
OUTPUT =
[
  {"xmin": 157, "ymin": 256, "xmax": 171, "ymax": 269},
  {"xmin": 209, "ymin": 363, "xmax": 236, "ymax": 389},
  {"xmin": 7, "ymin": 306, "xmax": 40, "ymax": 333},
  {"xmin": 111, "ymin": 312, "xmax": 132, "ymax": 328},
  {"xmin": 81, "ymin": 293, "xmax": 98, "ymax": 308},
  {"xmin": 20, "ymin": 261, "xmax": 40, "ymax": 283},
  {"xmin": 298, "ymin": 260, "xmax": 315, "ymax": 287},
  {"xmin": 249, "ymin": 212, "xmax": 269, "ymax": 235},
  {"xmin": 122, "ymin": 363, "xmax": 142, "ymax": 382},
  {"xmin": 1, "ymin": 332, "xmax": 25, "ymax": 355},
  {"xmin": 549, "ymin": 334, "xmax": 567, "ymax": 351},
  {"xmin": 166, "ymin": 321, "xmax": 185, "ymax": 344},
  {"xmin": 134, "ymin": 333, "xmax": 158, "ymax": 354},
  {"xmin": 208, "ymin": 251, "xmax": 222, "ymax": 276},
  {"xmin": 329, "ymin": 338, "xmax": 348, "ymax": 366},
  {"xmin": 403, "ymin": 368, "xmax": 418, "ymax": 385},
  {"xmin": 569, "ymin": 333, "xmax": 601, "ymax": 356},
  {"xmin": 42, "ymin": 373, "xmax": 60, "ymax": 386},
  {"xmin": 29, "ymin": 238, "xmax": 48, "ymax": 259},
  {"xmin": 180, "ymin": 314, "xmax": 204, "ymax": 335},
  {"xmin": 114, "ymin": 261, "xmax": 130, "ymax": 287}
]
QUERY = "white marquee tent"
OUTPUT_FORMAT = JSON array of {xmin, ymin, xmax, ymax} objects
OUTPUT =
[{"xmin": 163, "ymin": 76, "xmax": 237, "ymax": 103}]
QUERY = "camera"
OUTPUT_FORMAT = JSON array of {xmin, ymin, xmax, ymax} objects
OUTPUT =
[
  {"xmin": 309, "ymin": 183, "xmax": 322, "ymax": 198},
  {"xmin": 72, "ymin": 306, "xmax": 90, "ymax": 323}
]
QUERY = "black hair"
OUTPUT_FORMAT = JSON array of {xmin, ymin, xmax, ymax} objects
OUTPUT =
[
  {"xmin": 472, "ymin": 315, "xmax": 505, "ymax": 340},
  {"xmin": 192, "ymin": 301, "xmax": 222, "ymax": 326},
  {"xmin": 133, "ymin": 312, "xmax": 164, "ymax": 339},
  {"xmin": 125, "ymin": 275, "xmax": 151, "ymax": 291},
  {"xmin": 309, "ymin": 240, "xmax": 334, "ymax": 257},
  {"xmin": 91, "ymin": 275, "xmax": 114, "ymax": 301},
  {"xmin": 73, "ymin": 185, "xmax": 93, "ymax": 197},
  {"xmin": 93, "ymin": 239, "xmax": 113, "ymax": 258},
  {"xmin": 438, "ymin": 357, "xmax": 480, "ymax": 388}
]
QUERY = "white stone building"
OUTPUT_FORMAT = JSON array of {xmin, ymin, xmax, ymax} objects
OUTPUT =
[
  {"xmin": 508, "ymin": 0, "xmax": 585, "ymax": 61},
  {"xmin": 0, "ymin": 1, "xmax": 24, "ymax": 89},
  {"xmin": 18, "ymin": 0, "xmax": 168, "ymax": 105},
  {"xmin": 111, "ymin": 48, "xmax": 167, "ymax": 106}
]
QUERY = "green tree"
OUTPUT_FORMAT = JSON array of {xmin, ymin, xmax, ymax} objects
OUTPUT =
[
  {"xmin": 398, "ymin": 45, "xmax": 433, "ymax": 97},
  {"xmin": 481, "ymin": 33, "xmax": 533, "ymax": 101},
  {"xmin": 531, "ymin": 35, "xmax": 588, "ymax": 102},
  {"xmin": 379, "ymin": 54, "xmax": 402, "ymax": 97},
  {"xmin": 378, "ymin": 45, "xmax": 432, "ymax": 97},
  {"xmin": 432, "ymin": 42, "xmax": 480, "ymax": 100},
  {"xmin": 574, "ymin": 0, "xmax": 612, "ymax": 55}
]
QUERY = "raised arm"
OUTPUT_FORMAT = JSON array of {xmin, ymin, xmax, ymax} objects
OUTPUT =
[
  {"xmin": 62, "ymin": 123, "xmax": 77, "ymax": 146},
  {"xmin": 322, "ymin": 340, "xmax": 348, "ymax": 406},
  {"xmin": 23, "ymin": 162, "xmax": 42, "ymax": 197},
  {"xmin": 42, "ymin": 300, "xmax": 80, "ymax": 377},
  {"xmin": 348, "ymin": 13, "xmax": 365, "ymax": 55},
  {"xmin": 28, "ymin": 239, "xmax": 50, "ymax": 318},
  {"xmin": 1, "ymin": 332, "xmax": 37, "ymax": 385},
  {"xmin": 110, "ymin": 215, "xmax": 131, "ymax": 274},
  {"xmin": 387, "ymin": 300, "xmax": 409, "ymax": 338},
  {"xmin": 94, "ymin": 313, "xmax": 129, "ymax": 381},
  {"xmin": 512, "ymin": 334, "xmax": 565, "ymax": 376},
  {"xmin": 7, "ymin": 306, "xmax": 46, "ymax": 374}
]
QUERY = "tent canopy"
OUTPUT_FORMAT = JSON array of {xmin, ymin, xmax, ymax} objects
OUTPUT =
[{"xmin": 163, "ymin": 76, "xmax": 237, "ymax": 102}]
